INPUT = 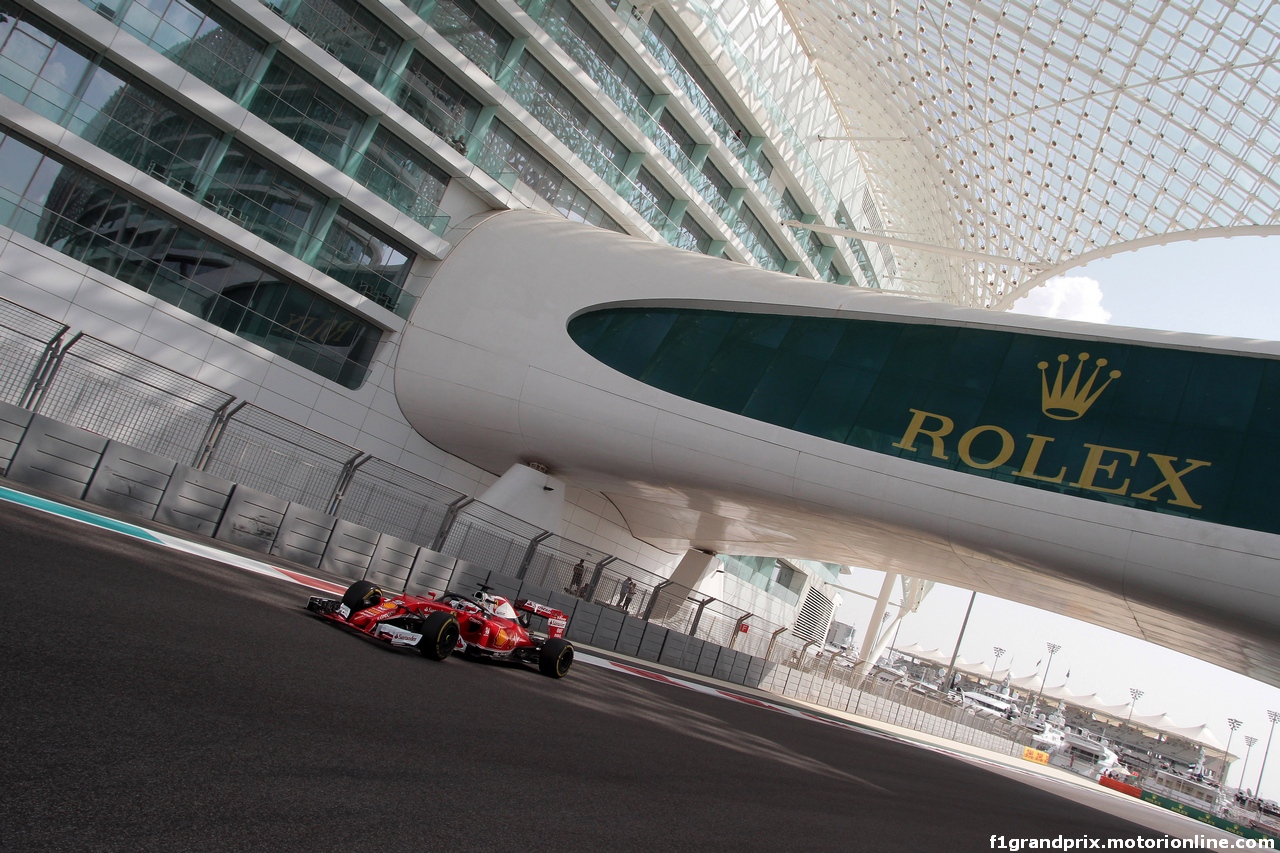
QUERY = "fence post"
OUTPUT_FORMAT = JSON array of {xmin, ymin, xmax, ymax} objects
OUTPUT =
[
  {"xmin": 727, "ymin": 613, "xmax": 753, "ymax": 650},
  {"xmin": 515, "ymin": 531, "xmax": 553, "ymax": 580},
  {"xmin": 20, "ymin": 329, "xmax": 81, "ymax": 412},
  {"xmin": 642, "ymin": 579, "xmax": 673, "ymax": 620},
  {"xmin": 687, "ymin": 594, "xmax": 715, "ymax": 639},
  {"xmin": 764, "ymin": 626, "xmax": 788, "ymax": 661},
  {"xmin": 584, "ymin": 556, "xmax": 615, "ymax": 603},
  {"xmin": 327, "ymin": 452, "xmax": 372, "ymax": 514},
  {"xmin": 17, "ymin": 323, "xmax": 69, "ymax": 409},
  {"xmin": 430, "ymin": 496, "xmax": 473, "ymax": 551},
  {"xmin": 192, "ymin": 400, "xmax": 246, "ymax": 470},
  {"xmin": 824, "ymin": 649, "xmax": 851, "ymax": 679}
]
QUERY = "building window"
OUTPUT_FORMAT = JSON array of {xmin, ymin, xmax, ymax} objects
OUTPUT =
[
  {"xmin": 248, "ymin": 54, "xmax": 367, "ymax": 168},
  {"xmin": 701, "ymin": 159, "xmax": 734, "ymax": 206},
  {"xmin": 313, "ymin": 207, "xmax": 413, "ymax": 313},
  {"xmin": 0, "ymin": 7, "xmax": 412, "ymax": 307},
  {"xmin": 678, "ymin": 211, "xmax": 712, "ymax": 255},
  {"xmin": 525, "ymin": 0, "xmax": 654, "ymax": 117},
  {"xmin": 735, "ymin": 202, "xmax": 785, "ymax": 270},
  {"xmin": 425, "ymin": 0, "xmax": 512, "ymax": 79},
  {"xmin": 355, "ymin": 126, "xmax": 450, "ymax": 233},
  {"xmin": 485, "ymin": 120, "xmax": 623, "ymax": 232},
  {"xmin": 269, "ymin": 0, "xmax": 404, "ymax": 87},
  {"xmin": 83, "ymin": 0, "xmax": 268, "ymax": 99},
  {"xmin": 0, "ymin": 6, "xmax": 220, "ymax": 197},
  {"xmin": 659, "ymin": 110, "xmax": 696, "ymax": 159},
  {"xmin": 0, "ymin": 129, "xmax": 378, "ymax": 387},
  {"xmin": 632, "ymin": 163, "xmax": 675, "ymax": 225},
  {"xmin": 207, "ymin": 141, "xmax": 325, "ymax": 253},
  {"xmin": 393, "ymin": 51, "xmax": 481, "ymax": 153},
  {"xmin": 511, "ymin": 52, "xmax": 630, "ymax": 175}
]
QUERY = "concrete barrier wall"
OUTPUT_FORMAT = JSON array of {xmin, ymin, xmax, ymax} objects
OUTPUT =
[
  {"xmin": 364, "ymin": 533, "xmax": 417, "ymax": 590},
  {"xmin": 84, "ymin": 441, "xmax": 176, "ymax": 520},
  {"xmin": 0, "ymin": 401, "xmax": 32, "ymax": 475},
  {"xmin": 8, "ymin": 414, "xmax": 108, "ymax": 500},
  {"xmin": 216, "ymin": 486, "xmax": 288, "ymax": 553},
  {"xmin": 155, "ymin": 465, "xmax": 235, "ymax": 536},
  {"xmin": 272, "ymin": 504, "xmax": 338, "ymax": 568},
  {"xmin": 0, "ymin": 407, "xmax": 769, "ymax": 695},
  {"xmin": 320, "ymin": 520, "xmax": 379, "ymax": 581}
]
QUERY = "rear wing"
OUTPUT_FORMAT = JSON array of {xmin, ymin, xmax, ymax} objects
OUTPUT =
[{"xmin": 517, "ymin": 599, "xmax": 568, "ymax": 639}]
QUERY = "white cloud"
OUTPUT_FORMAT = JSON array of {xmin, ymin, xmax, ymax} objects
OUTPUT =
[{"xmin": 1008, "ymin": 276, "xmax": 1111, "ymax": 324}]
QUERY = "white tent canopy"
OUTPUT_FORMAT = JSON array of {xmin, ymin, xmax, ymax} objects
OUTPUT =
[{"xmin": 893, "ymin": 646, "xmax": 1227, "ymax": 752}]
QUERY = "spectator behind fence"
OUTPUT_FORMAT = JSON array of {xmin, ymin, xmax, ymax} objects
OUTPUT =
[
  {"xmin": 615, "ymin": 577, "xmax": 636, "ymax": 611},
  {"xmin": 578, "ymin": 581, "xmax": 592, "ymax": 600},
  {"xmin": 568, "ymin": 558, "xmax": 585, "ymax": 594}
]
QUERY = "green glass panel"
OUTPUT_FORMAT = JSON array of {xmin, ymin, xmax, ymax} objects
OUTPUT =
[{"xmin": 568, "ymin": 307, "xmax": 1280, "ymax": 536}]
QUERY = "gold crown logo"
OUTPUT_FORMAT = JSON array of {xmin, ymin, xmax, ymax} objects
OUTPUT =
[{"xmin": 1038, "ymin": 353, "xmax": 1121, "ymax": 421}]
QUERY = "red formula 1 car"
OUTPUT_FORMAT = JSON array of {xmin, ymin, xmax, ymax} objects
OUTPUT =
[{"xmin": 306, "ymin": 580, "xmax": 575, "ymax": 678}]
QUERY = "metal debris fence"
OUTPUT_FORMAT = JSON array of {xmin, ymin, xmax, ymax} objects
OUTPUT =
[
  {"xmin": 203, "ymin": 404, "xmax": 359, "ymax": 512},
  {"xmin": 38, "ymin": 335, "xmax": 234, "ymax": 464},
  {"xmin": 757, "ymin": 633, "xmax": 1031, "ymax": 755},
  {"xmin": 0, "ymin": 298, "xmax": 65, "ymax": 407},
  {"xmin": 0, "ymin": 295, "xmax": 1030, "ymax": 757}
]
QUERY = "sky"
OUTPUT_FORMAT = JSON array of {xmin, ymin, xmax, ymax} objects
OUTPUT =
[{"xmin": 833, "ymin": 235, "xmax": 1280, "ymax": 793}]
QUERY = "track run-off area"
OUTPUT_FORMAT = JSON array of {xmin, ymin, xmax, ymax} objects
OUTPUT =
[{"xmin": 0, "ymin": 488, "xmax": 1245, "ymax": 852}]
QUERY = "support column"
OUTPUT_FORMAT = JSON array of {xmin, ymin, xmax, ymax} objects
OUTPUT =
[
  {"xmin": 857, "ymin": 571, "xmax": 897, "ymax": 668},
  {"xmin": 475, "ymin": 463, "xmax": 565, "ymax": 533},
  {"xmin": 648, "ymin": 548, "xmax": 718, "ymax": 623},
  {"xmin": 494, "ymin": 38, "xmax": 528, "ymax": 89}
]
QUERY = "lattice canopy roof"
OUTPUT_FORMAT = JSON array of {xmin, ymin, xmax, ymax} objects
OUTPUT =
[{"xmin": 775, "ymin": 0, "xmax": 1280, "ymax": 306}]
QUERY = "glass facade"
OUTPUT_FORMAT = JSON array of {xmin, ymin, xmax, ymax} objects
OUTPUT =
[
  {"xmin": 519, "ymin": 0, "xmax": 653, "ymax": 123},
  {"xmin": 782, "ymin": 189, "xmax": 827, "ymax": 272},
  {"xmin": 423, "ymin": 0, "xmax": 512, "ymax": 79},
  {"xmin": 207, "ymin": 141, "xmax": 324, "ymax": 252},
  {"xmin": 3, "ymin": 0, "xmax": 853, "ymax": 358},
  {"xmin": 735, "ymin": 203, "xmax": 785, "ymax": 270},
  {"xmin": 835, "ymin": 204, "xmax": 880, "ymax": 288},
  {"xmin": 85, "ymin": 0, "xmax": 267, "ymax": 99},
  {"xmin": 485, "ymin": 121, "xmax": 622, "ymax": 231},
  {"xmin": 634, "ymin": 166, "xmax": 673, "ymax": 215},
  {"xmin": 248, "ymin": 54, "xmax": 366, "ymax": 167},
  {"xmin": 393, "ymin": 52, "xmax": 481, "ymax": 152},
  {"xmin": 720, "ymin": 555, "xmax": 801, "ymax": 607},
  {"xmin": 677, "ymin": 211, "xmax": 712, "ymax": 256},
  {"xmin": 0, "ymin": 3, "xmax": 416, "ymax": 312},
  {"xmin": 512, "ymin": 53, "xmax": 630, "ymax": 173},
  {"xmin": 354, "ymin": 126, "xmax": 450, "ymax": 233},
  {"xmin": 312, "ymin": 206, "xmax": 412, "ymax": 312},
  {"xmin": 570, "ymin": 307, "xmax": 1280, "ymax": 536},
  {"xmin": 263, "ymin": 0, "xmax": 403, "ymax": 86},
  {"xmin": 642, "ymin": 14, "xmax": 773, "ymax": 187},
  {"xmin": 0, "ymin": 128, "xmax": 378, "ymax": 387},
  {"xmin": 658, "ymin": 110, "xmax": 696, "ymax": 159}
]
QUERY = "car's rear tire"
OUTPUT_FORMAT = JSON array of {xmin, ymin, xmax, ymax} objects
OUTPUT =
[
  {"xmin": 341, "ymin": 580, "xmax": 383, "ymax": 618},
  {"xmin": 417, "ymin": 611, "xmax": 459, "ymax": 661},
  {"xmin": 538, "ymin": 638, "xmax": 573, "ymax": 678}
]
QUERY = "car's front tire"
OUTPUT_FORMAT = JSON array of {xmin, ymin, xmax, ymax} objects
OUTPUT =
[
  {"xmin": 538, "ymin": 638, "xmax": 573, "ymax": 678},
  {"xmin": 341, "ymin": 580, "xmax": 383, "ymax": 619},
  {"xmin": 417, "ymin": 611, "xmax": 459, "ymax": 661}
]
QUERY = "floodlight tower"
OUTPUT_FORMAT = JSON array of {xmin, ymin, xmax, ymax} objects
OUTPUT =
[
  {"xmin": 1032, "ymin": 643, "xmax": 1061, "ymax": 715},
  {"xmin": 993, "ymin": 647, "xmax": 1006, "ymax": 683},
  {"xmin": 1223, "ymin": 719, "xmax": 1243, "ymax": 788},
  {"xmin": 1126, "ymin": 688, "xmax": 1145, "ymax": 727},
  {"xmin": 1241, "ymin": 736, "xmax": 1260, "ymax": 796},
  {"xmin": 1256, "ymin": 711, "xmax": 1280, "ymax": 799}
]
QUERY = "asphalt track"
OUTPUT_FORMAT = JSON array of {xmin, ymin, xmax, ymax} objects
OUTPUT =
[{"xmin": 0, "ymin": 500, "xmax": 1163, "ymax": 852}]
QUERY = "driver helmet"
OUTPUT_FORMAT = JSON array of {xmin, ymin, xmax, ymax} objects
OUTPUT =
[{"xmin": 475, "ymin": 590, "xmax": 496, "ymax": 613}]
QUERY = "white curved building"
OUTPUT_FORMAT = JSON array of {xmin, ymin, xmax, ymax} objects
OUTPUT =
[{"xmin": 0, "ymin": 0, "xmax": 1276, "ymax": 681}]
